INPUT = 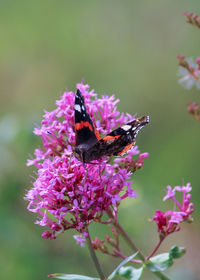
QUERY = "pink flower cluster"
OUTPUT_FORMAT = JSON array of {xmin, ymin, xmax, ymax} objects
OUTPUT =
[
  {"xmin": 25, "ymin": 82, "xmax": 148, "ymax": 239},
  {"xmin": 177, "ymin": 55, "xmax": 200, "ymax": 89},
  {"xmin": 153, "ymin": 183, "xmax": 194, "ymax": 237},
  {"xmin": 184, "ymin": 11, "xmax": 200, "ymax": 29},
  {"xmin": 114, "ymin": 149, "xmax": 149, "ymax": 173}
]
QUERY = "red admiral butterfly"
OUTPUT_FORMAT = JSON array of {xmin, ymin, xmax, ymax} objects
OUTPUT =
[{"xmin": 74, "ymin": 89, "xmax": 149, "ymax": 163}]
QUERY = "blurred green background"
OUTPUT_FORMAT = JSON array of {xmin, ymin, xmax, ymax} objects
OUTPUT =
[{"xmin": 1, "ymin": 1, "xmax": 200, "ymax": 279}]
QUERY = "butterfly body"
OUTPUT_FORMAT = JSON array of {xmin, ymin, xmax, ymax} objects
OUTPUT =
[{"xmin": 74, "ymin": 89, "xmax": 149, "ymax": 163}]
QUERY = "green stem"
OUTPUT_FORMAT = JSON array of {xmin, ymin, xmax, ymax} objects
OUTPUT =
[
  {"xmin": 107, "ymin": 209, "xmax": 171, "ymax": 280},
  {"xmin": 146, "ymin": 236, "xmax": 165, "ymax": 260},
  {"xmin": 116, "ymin": 224, "xmax": 171, "ymax": 280},
  {"xmin": 85, "ymin": 228, "xmax": 106, "ymax": 280},
  {"xmin": 114, "ymin": 220, "xmax": 145, "ymax": 261},
  {"xmin": 107, "ymin": 208, "xmax": 145, "ymax": 261}
]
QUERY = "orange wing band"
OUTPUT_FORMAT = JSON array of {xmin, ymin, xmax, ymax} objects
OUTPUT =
[
  {"xmin": 93, "ymin": 123, "xmax": 101, "ymax": 140},
  {"xmin": 102, "ymin": 135, "xmax": 120, "ymax": 141},
  {"xmin": 94, "ymin": 128, "xmax": 101, "ymax": 140},
  {"xmin": 75, "ymin": 121, "xmax": 93, "ymax": 131},
  {"xmin": 117, "ymin": 141, "xmax": 135, "ymax": 155}
]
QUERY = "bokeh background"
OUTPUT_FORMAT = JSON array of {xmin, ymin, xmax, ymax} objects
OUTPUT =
[{"xmin": 1, "ymin": 1, "xmax": 200, "ymax": 279}]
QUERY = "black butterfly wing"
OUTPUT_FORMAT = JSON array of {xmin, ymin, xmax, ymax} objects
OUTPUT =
[
  {"xmin": 83, "ymin": 116, "xmax": 149, "ymax": 162},
  {"xmin": 75, "ymin": 89, "xmax": 100, "ymax": 147}
]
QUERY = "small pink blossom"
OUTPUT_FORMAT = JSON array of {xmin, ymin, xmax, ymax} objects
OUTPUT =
[
  {"xmin": 196, "ymin": 56, "xmax": 200, "ymax": 66},
  {"xmin": 91, "ymin": 237, "xmax": 108, "ymax": 254},
  {"xmin": 153, "ymin": 183, "xmax": 194, "ymax": 237},
  {"xmin": 25, "ymin": 82, "xmax": 148, "ymax": 239},
  {"xmin": 184, "ymin": 11, "xmax": 200, "ymax": 29},
  {"xmin": 73, "ymin": 235, "xmax": 86, "ymax": 247},
  {"xmin": 187, "ymin": 102, "xmax": 200, "ymax": 121},
  {"xmin": 41, "ymin": 230, "xmax": 55, "ymax": 240},
  {"xmin": 114, "ymin": 148, "xmax": 149, "ymax": 173},
  {"xmin": 163, "ymin": 185, "xmax": 175, "ymax": 201},
  {"xmin": 177, "ymin": 57, "xmax": 200, "ymax": 89}
]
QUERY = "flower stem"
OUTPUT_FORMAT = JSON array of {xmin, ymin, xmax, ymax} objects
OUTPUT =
[
  {"xmin": 113, "ymin": 222, "xmax": 171, "ymax": 280},
  {"xmin": 107, "ymin": 209, "xmax": 171, "ymax": 280},
  {"xmin": 107, "ymin": 208, "xmax": 145, "ymax": 261},
  {"xmin": 85, "ymin": 228, "xmax": 106, "ymax": 280},
  {"xmin": 146, "ymin": 236, "xmax": 165, "ymax": 260},
  {"xmin": 189, "ymin": 69, "xmax": 200, "ymax": 82},
  {"xmin": 114, "ymin": 220, "xmax": 145, "ymax": 261}
]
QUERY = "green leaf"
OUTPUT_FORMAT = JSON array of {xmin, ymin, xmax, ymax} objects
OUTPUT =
[
  {"xmin": 146, "ymin": 245, "xmax": 186, "ymax": 273},
  {"xmin": 48, "ymin": 274, "xmax": 99, "ymax": 280},
  {"xmin": 169, "ymin": 246, "xmax": 186, "ymax": 259},
  {"xmin": 118, "ymin": 266, "xmax": 144, "ymax": 280},
  {"xmin": 108, "ymin": 252, "xmax": 138, "ymax": 279},
  {"xmin": 146, "ymin": 253, "xmax": 173, "ymax": 272}
]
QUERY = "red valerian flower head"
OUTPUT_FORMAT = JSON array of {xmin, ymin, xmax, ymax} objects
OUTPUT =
[
  {"xmin": 153, "ymin": 183, "xmax": 194, "ymax": 238},
  {"xmin": 25, "ymin": 82, "xmax": 148, "ymax": 239}
]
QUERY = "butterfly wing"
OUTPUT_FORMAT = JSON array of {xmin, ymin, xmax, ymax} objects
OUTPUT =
[
  {"xmin": 84, "ymin": 116, "xmax": 149, "ymax": 162},
  {"xmin": 103, "ymin": 116, "xmax": 149, "ymax": 155},
  {"xmin": 74, "ymin": 89, "xmax": 149, "ymax": 163},
  {"xmin": 75, "ymin": 89, "xmax": 100, "ymax": 146}
]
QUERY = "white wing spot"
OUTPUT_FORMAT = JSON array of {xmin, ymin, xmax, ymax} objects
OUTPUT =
[
  {"xmin": 75, "ymin": 104, "xmax": 81, "ymax": 113},
  {"xmin": 122, "ymin": 124, "xmax": 132, "ymax": 131},
  {"xmin": 134, "ymin": 126, "xmax": 143, "ymax": 136},
  {"xmin": 82, "ymin": 105, "xmax": 85, "ymax": 111}
]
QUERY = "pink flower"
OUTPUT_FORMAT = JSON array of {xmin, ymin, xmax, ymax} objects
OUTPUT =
[
  {"xmin": 153, "ymin": 183, "xmax": 194, "ymax": 237},
  {"xmin": 25, "ymin": 82, "xmax": 148, "ymax": 239},
  {"xmin": 73, "ymin": 235, "xmax": 86, "ymax": 247},
  {"xmin": 196, "ymin": 56, "xmax": 200, "ymax": 67},
  {"xmin": 177, "ymin": 57, "xmax": 200, "ymax": 89},
  {"xmin": 114, "ymin": 148, "xmax": 149, "ymax": 173},
  {"xmin": 184, "ymin": 11, "xmax": 200, "ymax": 29},
  {"xmin": 186, "ymin": 102, "xmax": 200, "ymax": 121}
]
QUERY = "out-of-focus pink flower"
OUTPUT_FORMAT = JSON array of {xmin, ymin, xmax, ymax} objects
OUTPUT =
[
  {"xmin": 177, "ymin": 57, "xmax": 200, "ymax": 89},
  {"xmin": 153, "ymin": 183, "xmax": 194, "ymax": 237},
  {"xmin": 73, "ymin": 235, "xmax": 86, "ymax": 247},
  {"xmin": 41, "ymin": 230, "xmax": 55, "ymax": 240},
  {"xmin": 196, "ymin": 56, "xmax": 200, "ymax": 68},
  {"xmin": 187, "ymin": 102, "xmax": 200, "ymax": 121},
  {"xmin": 184, "ymin": 11, "xmax": 200, "ymax": 29},
  {"xmin": 25, "ymin": 82, "xmax": 148, "ymax": 239}
]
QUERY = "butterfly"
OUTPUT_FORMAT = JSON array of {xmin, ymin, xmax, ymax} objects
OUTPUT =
[{"xmin": 73, "ymin": 89, "xmax": 149, "ymax": 163}]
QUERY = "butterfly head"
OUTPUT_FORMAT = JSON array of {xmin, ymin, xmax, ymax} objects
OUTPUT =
[{"xmin": 73, "ymin": 144, "xmax": 88, "ymax": 163}]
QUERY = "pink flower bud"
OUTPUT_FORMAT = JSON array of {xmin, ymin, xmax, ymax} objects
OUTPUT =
[{"xmin": 139, "ymin": 152, "xmax": 149, "ymax": 161}]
